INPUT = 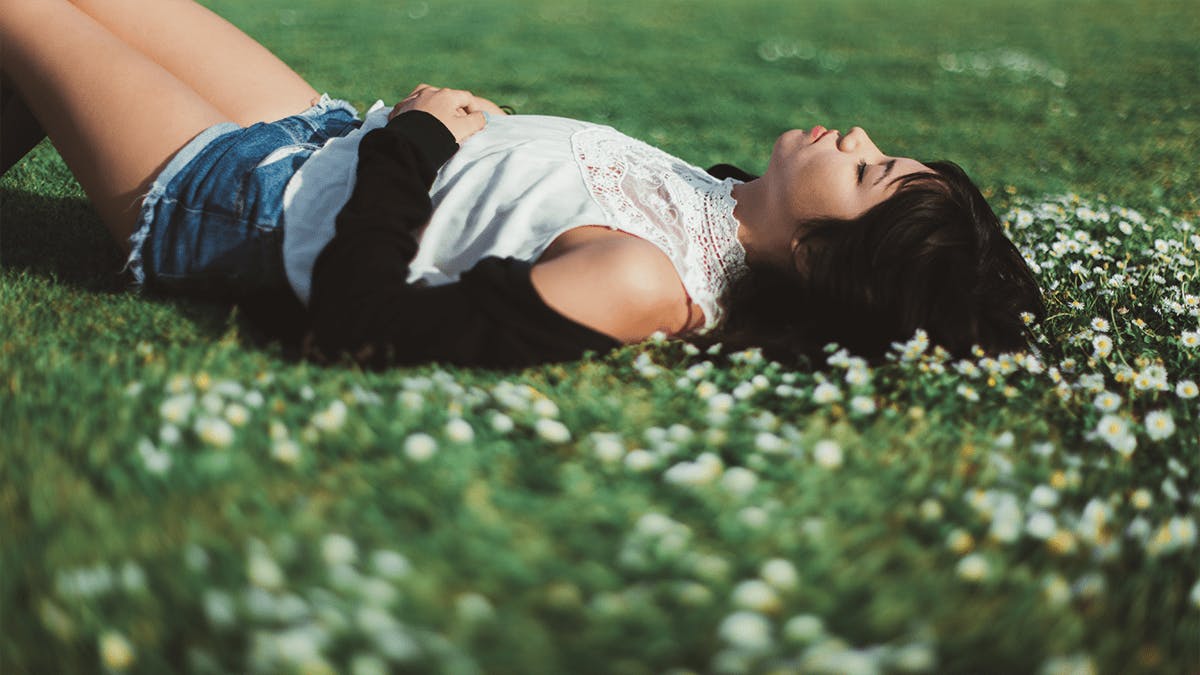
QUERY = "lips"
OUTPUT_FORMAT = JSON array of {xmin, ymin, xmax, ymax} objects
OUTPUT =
[{"xmin": 809, "ymin": 125, "xmax": 837, "ymax": 143}]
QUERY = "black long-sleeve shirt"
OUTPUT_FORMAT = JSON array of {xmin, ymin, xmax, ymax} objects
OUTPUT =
[{"xmin": 303, "ymin": 110, "xmax": 757, "ymax": 371}]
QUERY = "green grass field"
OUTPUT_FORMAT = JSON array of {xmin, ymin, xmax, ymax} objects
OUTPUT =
[{"xmin": 2, "ymin": 0, "xmax": 1198, "ymax": 672}]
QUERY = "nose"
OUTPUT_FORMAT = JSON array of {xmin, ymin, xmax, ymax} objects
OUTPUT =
[{"xmin": 837, "ymin": 126, "xmax": 880, "ymax": 155}]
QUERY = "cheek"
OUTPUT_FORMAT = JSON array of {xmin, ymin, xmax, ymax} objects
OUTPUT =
[
  {"xmin": 770, "ymin": 132, "xmax": 807, "ymax": 174},
  {"xmin": 833, "ymin": 186, "xmax": 867, "ymax": 220},
  {"xmin": 797, "ymin": 166, "xmax": 859, "ymax": 220}
]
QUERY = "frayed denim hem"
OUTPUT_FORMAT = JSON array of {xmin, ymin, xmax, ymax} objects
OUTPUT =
[
  {"xmin": 119, "ymin": 94, "xmax": 359, "ymax": 291},
  {"xmin": 120, "ymin": 120, "xmax": 241, "ymax": 287},
  {"xmin": 304, "ymin": 93, "xmax": 359, "ymax": 120}
]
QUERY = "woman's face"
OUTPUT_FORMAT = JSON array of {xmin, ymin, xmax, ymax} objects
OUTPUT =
[{"xmin": 766, "ymin": 126, "xmax": 930, "ymax": 223}]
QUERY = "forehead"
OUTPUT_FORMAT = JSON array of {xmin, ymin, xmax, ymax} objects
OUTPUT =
[{"xmin": 894, "ymin": 157, "xmax": 932, "ymax": 179}]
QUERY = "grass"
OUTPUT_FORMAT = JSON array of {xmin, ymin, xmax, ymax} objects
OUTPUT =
[{"xmin": 2, "ymin": 0, "xmax": 1198, "ymax": 672}]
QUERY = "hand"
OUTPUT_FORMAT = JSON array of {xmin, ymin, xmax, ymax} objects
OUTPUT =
[{"xmin": 388, "ymin": 84, "xmax": 503, "ymax": 143}]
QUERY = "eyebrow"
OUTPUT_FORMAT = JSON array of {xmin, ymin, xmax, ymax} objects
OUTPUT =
[{"xmin": 873, "ymin": 159, "xmax": 897, "ymax": 187}]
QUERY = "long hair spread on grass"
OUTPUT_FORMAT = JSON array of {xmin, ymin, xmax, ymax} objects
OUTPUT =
[{"xmin": 689, "ymin": 161, "xmax": 1047, "ymax": 367}]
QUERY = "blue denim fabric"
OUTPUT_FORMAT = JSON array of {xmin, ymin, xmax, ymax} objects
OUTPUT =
[{"xmin": 123, "ymin": 95, "xmax": 361, "ymax": 299}]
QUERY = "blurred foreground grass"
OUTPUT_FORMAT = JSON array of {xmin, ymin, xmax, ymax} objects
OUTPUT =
[{"xmin": 2, "ymin": 0, "xmax": 1197, "ymax": 673}]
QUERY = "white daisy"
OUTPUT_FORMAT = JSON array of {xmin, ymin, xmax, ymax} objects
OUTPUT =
[
  {"xmin": 313, "ymin": 400, "xmax": 348, "ymax": 431},
  {"xmin": 99, "ymin": 630, "xmax": 135, "ymax": 671},
  {"xmin": 194, "ymin": 416, "xmax": 234, "ymax": 448},
  {"xmin": 1029, "ymin": 484, "xmax": 1060, "ymax": 509},
  {"xmin": 731, "ymin": 579, "xmax": 781, "ymax": 613},
  {"xmin": 1130, "ymin": 489, "xmax": 1153, "ymax": 510},
  {"xmin": 403, "ymin": 433, "xmax": 437, "ymax": 462},
  {"xmin": 812, "ymin": 382, "xmax": 842, "ymax": 404},
  {"xmin": 754, "ymin": 432, "xmax": 785, "ymax": 454},
  {"xmin": 159, "ymin": 394, "xmax": 195, "ymax": 425},
  {"xmin": 246, "ymin": 550, "xmax": 284, "ymax": 590},
  {"xmin": 532, "ymin": 397, "xmax": 559, "ymax": 418},
  {"xmin": 850, "ymin": 396, "xmax": 877, "ymax": 415},
  {"xmin": 956, "ymin": 553, "xmax": 989, "ymax": 582},
  {"xmin": 224, "ymin": 403, "xmax": 249, "ymax": 427},
  {"xmin": 1026, "ymin": 511, "xmax": 1057, "ymax": 539},
  {"xmin": 322, "ymin": 534, "xmax": 358, "ymax": 567},
  {"xmin": 717, "ymin": 611, "xmax": 772, "ymax": 651},
  {"xmin": 1144, "ymin": 410, "xmax": 1176, "ymax": 440},
  {"xmin": 760, "ymin": 558, "xmax": 799, "ymax": 591},
  {"xmin": 720, "ymin": 467, "xmax": 759, "ymax": 497},
  {"xmin": 590, "ymin": 433, "xmax": 625, "ymax": 463},
  {"xmin": 664, "ymin": 454, "xmax": 723, "ymax": 487},
  {"xmin": 1176, "ymin": 380, "xmax": 1198, "ymax": 399},
  {"xmin": 812, "ymin": 440, "xmax": 843, "ymax": 469},
  {"xmin": 490, "ymin": 412, "xmax": 514, "ymax": 434},
  {"xmin": 370, "ymin": 550, "xmax": 412, "ymax": 581},
  {"xmin": 272, "ymin": 439, "xmax": 301, "ymax": 465},
  {"xmin": 782, "ymin": 614, "xmax": 825, "ymax": 644},
  {"xmin": 445, "ymin": 418, "xmax": 474, "ymax": 443},
  {"xmin": 1093, "ymin": 391, "xmax": 1121, "ymax": 412},
  {"xmin": 624, "ymin": 449, "xmax": 658, "ymax": 472},
  {"xmin": 535, "ymin": 418, "xmax": 571, "ymax": 443}
]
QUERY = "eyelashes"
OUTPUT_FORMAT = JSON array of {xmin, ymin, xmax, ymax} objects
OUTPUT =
[{"xmin": 856, "ymin": 159, "xmax": 867, "ymax": 185}]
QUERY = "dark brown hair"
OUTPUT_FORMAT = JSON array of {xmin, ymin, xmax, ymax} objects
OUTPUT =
[{"xmin": 688, "ymin": 161, "xmax": 1046, "ymax": 367}]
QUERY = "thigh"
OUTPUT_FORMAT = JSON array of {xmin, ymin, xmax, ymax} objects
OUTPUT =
[
  {"xmin": 67, "ymin": 0, "xmax": 320, "ymax": 127},
  {"xmin": 0, "ymin": 0, "xmax": 231, "ymax": 252}
]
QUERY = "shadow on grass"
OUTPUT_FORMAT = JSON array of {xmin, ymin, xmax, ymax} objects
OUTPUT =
[
  {"xmin": 0, "ymin": 187, "xmax": 127, "ymax": 292},
  {"xmin": 1, "ymin": 187, "xmax": 309, "ymax": 359}
]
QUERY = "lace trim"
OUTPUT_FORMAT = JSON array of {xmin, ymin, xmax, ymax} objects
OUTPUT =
[{"xmin": 571, "ymin": 127, "xmax": 749, "ymax": 332}]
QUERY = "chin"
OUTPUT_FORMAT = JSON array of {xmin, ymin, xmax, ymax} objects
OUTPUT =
[
  {"xmin": 769, "ymin": 130, "xmax": 806, "ymax": 166},
  {"xmin": 776, "ymin": 128, "xmax": 808, "ymax": 149}
]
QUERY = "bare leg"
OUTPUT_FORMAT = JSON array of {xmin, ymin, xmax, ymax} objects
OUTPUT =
[
  {"xmin": 66, "ymin": 0, "xmax": 320, "ymax": 126},
  {"xmin": 0, "ymin": 0, "xmax": 230, "ymax": 252}
]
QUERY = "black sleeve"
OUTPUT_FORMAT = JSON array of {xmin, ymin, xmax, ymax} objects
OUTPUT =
[{"xmin": 308, "ymin": 110, "xmax": 622, "ymax": 370}]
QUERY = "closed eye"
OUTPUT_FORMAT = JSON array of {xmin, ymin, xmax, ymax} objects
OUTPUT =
[{"xmin": 856, "ymin": 159, "xmax": 867, "ymax": 185}]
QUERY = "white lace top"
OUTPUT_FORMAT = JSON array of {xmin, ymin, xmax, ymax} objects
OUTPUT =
[{"xmin": 282, "ymin": 103, "xmax": 750, "ymax": 333}]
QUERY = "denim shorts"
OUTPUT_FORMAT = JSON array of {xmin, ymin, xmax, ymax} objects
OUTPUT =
[{"xmin": 123, "ymin": 94, "xmax": 362, "ymax": 300}]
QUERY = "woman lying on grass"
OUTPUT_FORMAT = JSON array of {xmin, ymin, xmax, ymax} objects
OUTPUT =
[{"xmin": 0, "ymin": 0, "xmax": 1046, "ymax": 370}]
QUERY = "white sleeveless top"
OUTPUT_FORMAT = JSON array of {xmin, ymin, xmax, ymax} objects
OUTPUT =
[{"xmin": 281, "ymin": 101, "xmax": 750, "ymax": 332}]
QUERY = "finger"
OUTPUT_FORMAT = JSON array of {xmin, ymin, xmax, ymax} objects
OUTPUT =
[
  {"xmin": 451, "ymin": 110, "xmax": 488, "ymax": 142},
  {"xmin": 464, "ymin": 95, "xmax": 505, "ymax": 116},
  {"xmin": 466, "ymin": 110, "xmax": 487, "ymax": 132},
  {"xmin": 436, "ymin": 88, "xmax": 476, "ymax": 110}
]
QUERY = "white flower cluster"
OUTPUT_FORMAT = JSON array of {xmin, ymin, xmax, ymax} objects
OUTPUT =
[
  {"xmin": 127, "ymin": 373, "xmax": 271, "ymax": 473},
  {"xmin": 712, "ymin": 600, "xmax": 940, "ymax": 675},
  {"xmin": 189, "ymin": 536, "xmax": 485, "ymax": 674},
  {"xmin": 618, "ymin": 512, "xmax": 694, "ymax": 573},
  {"xmin": 54, "ymin": 560, "xmax": 147, "ymax": 600}
]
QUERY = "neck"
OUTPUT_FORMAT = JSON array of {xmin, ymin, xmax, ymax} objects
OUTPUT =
[{"xmin": 731, "ymin": 178, "xmax": 795, "ymax": 272}]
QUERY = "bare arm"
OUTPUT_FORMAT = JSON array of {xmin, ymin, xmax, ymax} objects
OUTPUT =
[{"xmin": 529, "ymin": 240, "xmax": 694, "ymax": 343}]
